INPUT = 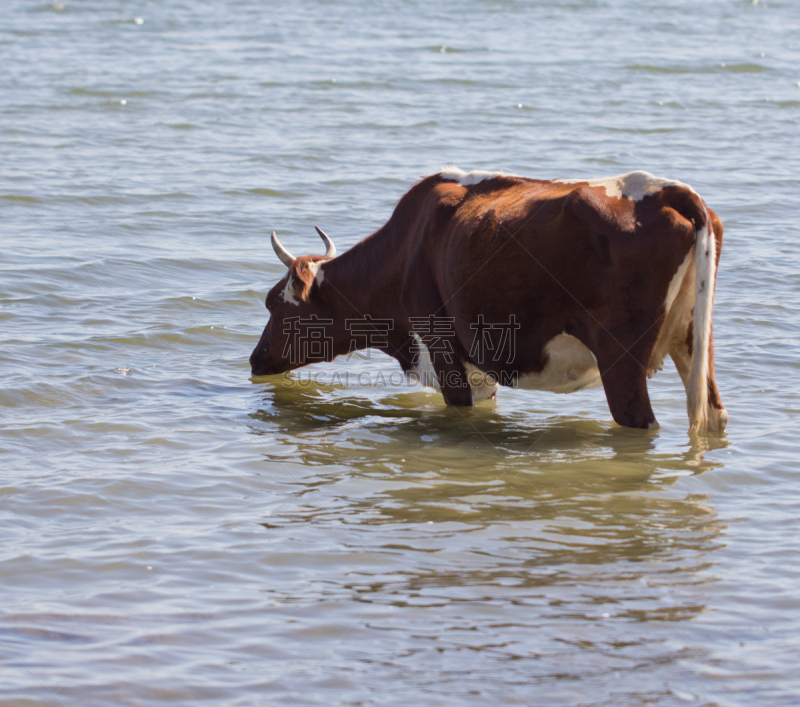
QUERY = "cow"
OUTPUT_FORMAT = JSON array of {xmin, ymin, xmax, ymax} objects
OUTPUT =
[{"xmin": 250, "ymin": 167, "xmax": 727, "ymax": 432}]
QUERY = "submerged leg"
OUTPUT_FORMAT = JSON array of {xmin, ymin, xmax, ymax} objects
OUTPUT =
[
  {"xmin": 406, "ymin": 332, "xmax": 474, "ymax": 406},
  {"xmin": 670, "ymin": 328, "xmax": 727, "ymax": 431},
  {"xmin": 595, "ymin": 343, "xmax": 657, "ymax": 430},
  {"xmin": 436, "ymin": 359, "xmax": 474, "ymax": 407}
]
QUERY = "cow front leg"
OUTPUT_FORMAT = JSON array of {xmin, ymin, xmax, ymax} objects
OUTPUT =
[
  {"xmin": 595, "ymin": 347, "xmax": 657, "ymax": 430},
  {"xmin": 436, "ymin": 360, "xmax": 473, "ymax": 407},
  {"xmin": 404, "ymin": 335, "xmax": 473, "ymax": 406}
]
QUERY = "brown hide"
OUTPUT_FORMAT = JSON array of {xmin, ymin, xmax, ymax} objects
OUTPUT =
[{"xmin": 251, "ymin": 171, "xmax": 726, "ymax": 431}]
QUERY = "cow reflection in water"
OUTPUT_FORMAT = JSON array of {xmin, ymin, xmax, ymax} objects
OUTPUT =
[
  {"xmin": 250, "ymin": 379, "xmax": 727, "ymax": 478},
  {"xmin": 249, "ymin": 382, "xmax": 726, "ymax": 579},
  {"xmin": 251, "ymin": 168, "xmax": 727, "ymax": 433}
]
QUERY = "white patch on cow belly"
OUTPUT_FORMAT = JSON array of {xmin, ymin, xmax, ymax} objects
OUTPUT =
[
  {"xmin": 407, "ymin": 333, "xmax": 440, "ymax": 389},
  {"xmin": 516, "ymin": 333, "xmax": 602, "ymax": 394},
  {"xmin": 464, "ymin": 362, "xmax": 499, "ymax": 401},
  {"xmin": 554, "ymin": 170, "xmax": 696, "ymax": 202},
  {"xmin": 439, "ymin": 165, "xmax": 518, "ymax": 186}
]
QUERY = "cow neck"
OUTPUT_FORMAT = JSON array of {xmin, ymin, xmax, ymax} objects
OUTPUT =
[{"xmin": 320, "ymin": 224, "xmax": 406, "ymax": 322}]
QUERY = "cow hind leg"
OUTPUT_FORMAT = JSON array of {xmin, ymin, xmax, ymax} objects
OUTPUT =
[
  {"xmin": 670, "ymin": 330, "xmax": 727, "ymax": 432},
  {"xmin": 594, "ymin": 346, "xmax": 658, "ymax": 430},
  {"xmin": 705, "ymin": 337, "xmax": 727, "ymax": 430}
]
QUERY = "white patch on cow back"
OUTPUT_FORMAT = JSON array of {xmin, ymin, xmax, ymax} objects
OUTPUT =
[
  {"xmin": 464, "ymin": 362, "xmax": 499, "ymax": 401},
  {"xmin": 554, "ymin": 170, "xmax": 696, "ymax": 202},
  {"xmin": 314, "ymin": 264, "xmax": 325, "ymax": 286},
  {"xmin": 407, "ymin": 333, "xmax": 440, "ymax": 389},
  {"xmin": 516, "ymin": 333, "xmax": 602, "ymax": 394},
  {"xmin": 439, "ymin": 165, "xmax": 518, "ymax": 186}
]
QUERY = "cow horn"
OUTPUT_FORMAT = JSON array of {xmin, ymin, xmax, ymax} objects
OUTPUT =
[
  {"xmin": 271, "ymin": 231, "xmax": 295, "ymax": 267},
  {"xmin": 315, "ymin": 226, "xmax": 337, "ymax": 259}
]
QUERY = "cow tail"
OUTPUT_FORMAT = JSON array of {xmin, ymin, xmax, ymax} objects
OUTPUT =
[{"xmin": 687, "ymin": 207, "xmax": 716, "ymax": 432}]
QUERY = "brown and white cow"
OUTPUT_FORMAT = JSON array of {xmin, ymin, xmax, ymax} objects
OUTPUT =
[{"xmin": 250, "ymin": 168, "xmax": 727, "ymax": 432}]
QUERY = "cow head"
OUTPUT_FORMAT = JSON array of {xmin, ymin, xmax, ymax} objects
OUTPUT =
[{"xmin": 250, "ymin": 227, "xmax": 342, "ymax": 376}]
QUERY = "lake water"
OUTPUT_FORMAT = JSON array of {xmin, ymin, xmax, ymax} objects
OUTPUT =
[{"xmin": 2, "ymin": 0, "xmax": 799, "ymax": 704}]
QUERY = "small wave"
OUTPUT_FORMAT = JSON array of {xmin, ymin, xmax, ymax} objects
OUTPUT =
[
  {"xmin": 0, "ymin": 194, "xmax": 39, "ymax": 203},
  {"xmin": 243, "ymin": 188, "xmax": 303, "ymax": 198},
  {"xmin": 628, "ymin": 62, "xmax": 770, "ymax": 74},
  {"xmin": 720, "ymin": 63, "xmax": 771, "ymax": 73}
]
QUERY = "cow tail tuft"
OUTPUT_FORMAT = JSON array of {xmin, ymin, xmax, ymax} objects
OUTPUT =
[{"xmin": 687, "ymin": 208, "xmax": 716, "ymax": 432}]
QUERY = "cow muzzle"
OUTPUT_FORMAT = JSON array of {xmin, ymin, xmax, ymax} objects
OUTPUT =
[
  {"xmin": 250, "ymin": 346, "xmax": 295, "ymax": 377},
  {"xmin": 249, "ymin": 348, "xmax": 274, "ymax": 377}
]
